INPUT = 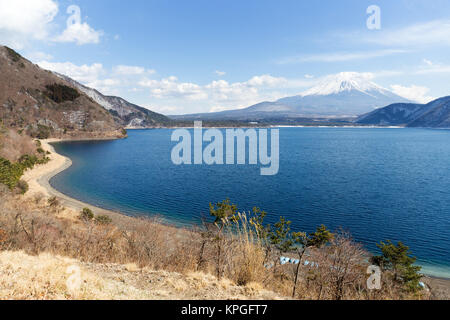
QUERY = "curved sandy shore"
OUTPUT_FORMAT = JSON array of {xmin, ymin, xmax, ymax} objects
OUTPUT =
[{"xmin": 22, "ymin": 139, "xmax": 117, "ymax": 216}]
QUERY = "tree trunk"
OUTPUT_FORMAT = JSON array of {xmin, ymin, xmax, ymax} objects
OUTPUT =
[{"xmin": 292, "ymin": 248, "xmax": 306, "ymax": 298}]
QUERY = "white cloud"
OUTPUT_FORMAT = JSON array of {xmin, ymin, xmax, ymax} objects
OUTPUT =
[
  {"xmin": 278, "ymin": 49, "xmax": 406, "ymax": 64},
  {"xmin": 37, "ymin": 60, "xmax": 104, "ymax": 84},
  {"xmin": 54, "ymin": 5, "xmax": 102, "ymax": 45},
  {"xmin": 0, "ymin": 2, "xmax": 102, "ymax": 47},
  {"xmin": 390, "ymin": 85, "xmax": 434, "ymax": 104},
  {"xmin": 54, "ymin": 22, "xmax": 103, "ymax": 45},
  {"xmin": 28, "ymin": 51, "xmax": 53, "ymax": 61},
  {"xmin": 137, "ymin": 74, "xmax": 312, "ymax": 113},
  {"xmin": 113, "ymin": 65, "xmax": 155, "ymax": 75},
  {"xmin": 214, "ymin": 70, "xmax": 226, "ymax": 76},
  {"xmin": 246, "ymin": 74, "xmax": 288, "ymax": 87},
  {"xmin": 139, "ymin": 77, "xmax": 208, "ymax": 101},
  {"xmin": 367, "ymin": 20, "xmax": 450, "ymax": 47},
  {"xmin": 0, "ymin": 0, "xmax": 58, "ymax": 48}
]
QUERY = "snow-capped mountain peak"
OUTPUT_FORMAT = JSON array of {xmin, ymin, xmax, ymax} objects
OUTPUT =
[{"xmin": 300, "ymin": 72, "xmax": 389, "ymax": 97}]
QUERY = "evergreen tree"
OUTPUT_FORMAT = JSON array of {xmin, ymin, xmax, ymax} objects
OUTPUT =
[{"xmin": 371, "ymin": 240, "xmax": 422, "ymax": 292}]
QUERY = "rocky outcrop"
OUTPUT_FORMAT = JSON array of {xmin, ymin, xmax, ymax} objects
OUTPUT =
[{"xmin": 59, "ymin": 74, "xmax": 171, "ymax": 128}]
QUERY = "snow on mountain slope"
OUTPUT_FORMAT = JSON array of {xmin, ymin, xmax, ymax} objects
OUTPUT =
[{"xmin": 300, "ymin": 72, "xmax": 395, "ymax": 98}]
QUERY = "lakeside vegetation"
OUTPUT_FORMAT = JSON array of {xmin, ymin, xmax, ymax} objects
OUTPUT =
[{"xmin": 0, "ymin": 129, "xmax": 49, "ymax": 192}]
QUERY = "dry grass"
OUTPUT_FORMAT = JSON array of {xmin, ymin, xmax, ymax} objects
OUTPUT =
[
  {"xmin": 0, "ymin": 185, "xmax": 442, "ymax": 300},
  {"xmin": 0, "ymin": 250, "xmax": 284, "ymax": 300},
  {"xmin": 0, "ymin": 129, "xmax": 37, "ymax": 161}
]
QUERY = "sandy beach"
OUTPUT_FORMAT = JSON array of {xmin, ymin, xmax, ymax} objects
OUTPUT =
[{"xmin": 21, "ymin": 139, "xmax": 120, "ymax": 217}]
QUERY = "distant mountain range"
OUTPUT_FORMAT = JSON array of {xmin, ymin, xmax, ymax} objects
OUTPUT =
[
  {"xmin": 356, "ymin": 96, "xmax": 450, "ymax": 128},
  {"xmin": 171, "ymin": 72, "xmax": 411, "ymax": 121},
  {"xmin": 58, "ymin": 74, "xmax": 171, "ymax": 128}
]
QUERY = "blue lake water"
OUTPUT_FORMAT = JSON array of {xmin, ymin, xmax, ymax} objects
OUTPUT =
[{"xmin": 51, "ymin": 128, "xmax": 450, "ymax": 278}]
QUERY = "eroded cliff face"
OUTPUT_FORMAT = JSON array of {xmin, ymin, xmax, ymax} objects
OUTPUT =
[
  {"xmin": 0, "ymin": 46, "xmax": 126, "ymax": 139},
  {"xmin": 59, "ymin": 74, "xmax": 171, "ymax": 128}
]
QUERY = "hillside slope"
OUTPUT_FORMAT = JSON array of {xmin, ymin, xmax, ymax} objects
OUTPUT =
[
  {"xmin": 0, "ymin": 251, "xmax": 283, "ymax": 300},
  {"xmin": 356, "ymin": 96, "xmax": 450, "ymax": 128},
  {"xmin": 59, "ymin": 74, "xmax": 171, "ymax": 128},
  {"xmin": 0, "ymin": 46, "xmax": 125, "ymax": 139}
]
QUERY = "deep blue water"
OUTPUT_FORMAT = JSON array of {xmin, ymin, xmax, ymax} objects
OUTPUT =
[{"xmin": 51, "ymin": 128, "xmax": 450, "ymax": 278}]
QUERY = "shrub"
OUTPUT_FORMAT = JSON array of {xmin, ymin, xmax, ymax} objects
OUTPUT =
[
  {"xmin": 95, "ymin": 215, "xmax": 113, "ymax": 225},
  {"xmin": 34, "ymin": 125, "xmax": 52, "ymax": 139},
  {"xmin": 0, "ymin": 157, "xmax": 24, "ymax": 189},
  {"xmin": 80, "ymin": 207, "xmax": 94, "ymax": 221},
  {"xmin": 0, "ymin": 153, "xmax": 50, "ymax": 190},
  {"xmin": 44, "ymin": 84, "xmax": 80, "ymax": 103},
  {"xmin": 0, "ymin": 228, "xmax": 7, "ymax": 248},
  {"xmin": 48, "ymin": 196, "xmax": 59, "ymax": 208},
  {"xmin": 17, "ymin": 180, "xmax": 29, "ymax": 194},
  {"xmin": 5, "ymin": 46, "xmax": 21, "ymax": 62}
]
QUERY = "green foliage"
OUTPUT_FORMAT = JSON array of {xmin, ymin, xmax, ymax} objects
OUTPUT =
[
  {"xmin": 5, "ymin": 46, "xmax": 21, "ymax": 62},
  {"xmin": 209, "ymin": 198, "xmax": 239, "ymax": 225},
  {"xmin": 0, "ymin": 158, "xmax": 24, "ymax": 189},
  {"xmin": 16, "ymin": 180, "xmax": 29, "ymax": 194},
  {"xmin": 0, "ymin": 154, "xmax": 49, "ymax": 190},
  {"xmin": 80, "ymin": 208, "xmax": 94, "ymax": 221},
  {"xmin": 33, "ymin": 125, "xmax": 52, "ymax": 139},
  {"xmin": 248, "ymin": 207, "xmax": 268, "ymax": 239},
  {"xmin": 95, "ymin": 215, "xmax": 113, "ymax": 225},
  {"xmin": 268, "ymin": 217, "xmax": 306, "ymax": 253},
  {"xmin": 44, "ymin": 83, "xmax": 80, "ymax": 103},
  {"xmin": 121, "ymin": 128, "xmax": 127, "ymax": 136},
  {"xmin": 371, "ymin": 240, "xmax": 422, "ymax": 292},
  {"xmin": 307, "ymin": 225, "xmax": 334, "ymax": 248}
]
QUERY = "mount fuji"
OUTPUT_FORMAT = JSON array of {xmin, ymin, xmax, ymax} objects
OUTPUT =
[{"xmin": 172, "ymin": 72, "xmax": 411, "ymax": 121}]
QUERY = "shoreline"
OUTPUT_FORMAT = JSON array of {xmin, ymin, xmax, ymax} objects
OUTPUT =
[
  {"xmin": 21, "ymin": 137, "xmax": 450, "ymax": 287},
  {"xmin": 22, "ymin": 138, "xmax": 125, "ymax": 219}
]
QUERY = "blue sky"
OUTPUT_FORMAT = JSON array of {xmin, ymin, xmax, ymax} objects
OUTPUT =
[{"xmin": 1, "ymin": 0, "xmax": 450, "ymax": 114}]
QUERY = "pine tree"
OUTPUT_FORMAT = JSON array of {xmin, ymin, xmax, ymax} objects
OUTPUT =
[{"xmin": 371, "ymin": 240, "xmax": 422, "ymax": 292}]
